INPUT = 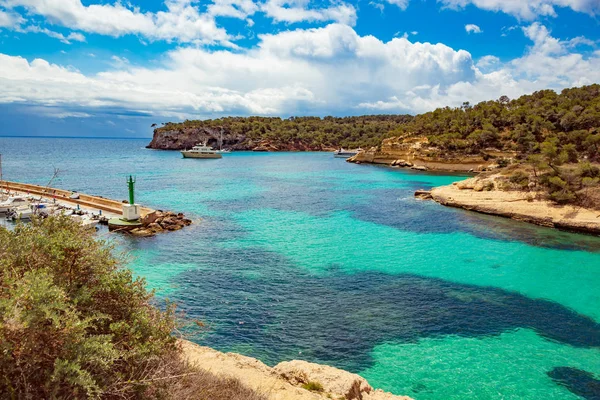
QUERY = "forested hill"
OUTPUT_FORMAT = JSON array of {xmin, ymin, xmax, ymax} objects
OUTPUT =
[
  {"xmin": 388, "ymin": 84, "xmax": 600, "ymax": 161},
  {"xmin": 148, "ymin": 115, "xmax": 413, "ymax": 151}
]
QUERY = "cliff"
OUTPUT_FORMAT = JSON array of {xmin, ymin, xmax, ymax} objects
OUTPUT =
[
  {"xmin": 146, "ymin": 126, "xmax": 336, "ymax": 151},
  {"xmin": 422, "ymin": 174, "xmax": 600, "ymax": 234},
  {"xmin": 181, "ymin": 340, "xmax": 413, "ymax": 400},
  {"xmin": 347, "ymin": 136, "xmax": 515, "ymax": 172}
]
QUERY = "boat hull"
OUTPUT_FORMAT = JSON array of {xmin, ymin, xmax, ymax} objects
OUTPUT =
[
  {"xmin": 334, "ymin": 153, "xmax": 358, "ymax": 158},
  {"xmin": 181, "ymin": 151, "xmax": 222, "ymax": 159}
]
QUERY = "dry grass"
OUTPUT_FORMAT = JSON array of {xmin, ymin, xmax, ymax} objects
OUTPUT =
[{"xmin": 138, "ymin": 350, "xmax": 267, "ymax": 400}]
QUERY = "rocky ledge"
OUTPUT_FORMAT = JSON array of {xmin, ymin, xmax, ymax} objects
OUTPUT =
[
  {"xmin": 181, "ymin": 340, "xmax": 412, "ymax": 400},
  {"xmin": 421, "ymin": 175, "xmax": 600, "ymax": 235},
  {"xmin": 129, "ymin": 211, "xmax": 193, "ymax": 237},
  {"xmin": 347, "ymin": 136, "xmax": 515, "ymax": 173}
]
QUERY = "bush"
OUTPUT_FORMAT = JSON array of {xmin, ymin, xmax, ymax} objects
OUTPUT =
[
  {"xmin": 301, "ymin": 381, "xmax": 324, "ymax": 392},
  {"xmin": 0, "ymin": 216, "xmax": 265, "ymax": 400},
  {"xmin": 509, "ymin": 171, "xmax": 530, "ymax": 189}
]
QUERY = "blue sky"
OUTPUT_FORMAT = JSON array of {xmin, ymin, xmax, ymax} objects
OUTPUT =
[{"xmin": 0, "ymin": 0, "xmax": 599, "ymax": 138}]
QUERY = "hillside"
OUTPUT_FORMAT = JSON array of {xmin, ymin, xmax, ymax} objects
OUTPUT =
[
  {"xmin": 349, "ymin": 84, "xmax": 600, "ymax": 210},
  {"xmin": 147, "ymin": 115, "xmax": 413, "ymax": 151}
]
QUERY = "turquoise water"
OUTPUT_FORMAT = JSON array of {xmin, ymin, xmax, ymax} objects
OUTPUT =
[{"xmin": 1, "ymin": 137, "xmax": 600, "ymax": 399}]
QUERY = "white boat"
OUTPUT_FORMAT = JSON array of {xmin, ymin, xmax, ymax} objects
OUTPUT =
[
  {"xmin": 8, "ymin": 205, "xmax": 35, "ymax": 221},
  {"xmin": 71, "ymin": 214, "xmax": 99, "ymax": 230},
  {"xmin": 333, "ymin": 148, "xmax": 363, "ymax": 158},
  {"xmin": 181, "ymin": 143, "xmax": 222, "ymax": 159},
  {"xmin": 0, "ymin": 196, "xmax": 29, "ymax": 213}
]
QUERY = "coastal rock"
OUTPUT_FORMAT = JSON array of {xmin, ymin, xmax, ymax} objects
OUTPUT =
[
  {"xmin": 347, "ymin": 136, "xmax": 515, "ymax": 172},
  {"xmin": 181, "ymin": 341, "xmax": 413, "ymax": 400},
  {"xmin": 414, "ymin": 190, "xmax": 433, "ymax": 199},
  {"xmin": 430, "ymin": 175, "xmax": 600, "ymax": 234},
  {"xmin": 147, "ymin": 126, "xmax": 335, "ymax": 152}
]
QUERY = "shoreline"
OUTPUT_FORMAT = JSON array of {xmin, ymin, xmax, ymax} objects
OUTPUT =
[
  {"xmin": 181, "ymin": 340, "xmax": 412, "ymax": 400},
  {"xmin": 424, "ymin": 178, "xmax": 600, "ymax": 235}
]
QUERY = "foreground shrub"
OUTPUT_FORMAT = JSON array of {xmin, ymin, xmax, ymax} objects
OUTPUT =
[{"xmin": 0, "ymin": 216, "xmax": 265, "ymax": 400}]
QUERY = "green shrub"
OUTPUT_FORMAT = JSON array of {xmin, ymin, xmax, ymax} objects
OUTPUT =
[
  {"xmin": 302, "ymin": 381, "xmax": 325, "ymax": 392},
  {"xmin": 509, "ymin": 171, "xmax": 530, "ymax": 189},
  {"xmin": 0, "ymin": 216, "xmax": 267, "ymax": 400}
]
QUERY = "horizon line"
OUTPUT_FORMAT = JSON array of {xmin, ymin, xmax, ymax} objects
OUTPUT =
[{"xmin": 0, "ymin": 135, "xmax": 152, "ymax": 140}]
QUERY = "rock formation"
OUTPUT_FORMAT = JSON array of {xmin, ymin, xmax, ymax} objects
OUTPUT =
[
  {"xmin": 348, "ymin": 136, "xmax": 514, "ymax": 172},
  {"xmin": 130, "ymin": 211, "xmax": 193, "ymax": 237},
  {"xmin": 181, "ymin": 341, "xmax": 413, "ymax": 400},
  {"xmin": 426, "ymin": 175, "xmax": 600, "ymax": 234},
  {"xmin": 147, "ymin": 126, "xmax": 334, "ymax": 152}
]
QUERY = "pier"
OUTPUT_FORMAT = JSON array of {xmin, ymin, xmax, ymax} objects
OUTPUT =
[
  {"xmin": 1, "ymin": 180, "xmax": 192, "ymax": 236},
  {"xmin": 1, "ymin": 180, "xmax": 155, "ymax": 218}
]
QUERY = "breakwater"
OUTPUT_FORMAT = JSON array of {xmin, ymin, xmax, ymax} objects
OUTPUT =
[{"xmin": 1, "ymin": 180, "xmax": 191, "ymax": 235}]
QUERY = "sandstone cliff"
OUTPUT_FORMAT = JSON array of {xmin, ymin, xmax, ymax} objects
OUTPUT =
[
  {"xmin": 147, "ymin": 126, "xmax": 334, "ymax": 152},
  {"xmin": 423, "ymin": 175, "xmax": 600, "ymax": 234},
  {"xmin": 348, "ymin": 136, "xmax": 516, "ymax": 172},
  {"xmin": 181, "ymin": 341, "xmax": 412, "ymax": 400}
]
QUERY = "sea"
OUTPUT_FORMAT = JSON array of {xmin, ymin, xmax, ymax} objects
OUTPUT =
[{"xmin": 1, "ymin": 137, "xmax": 599, "ymax": 399}]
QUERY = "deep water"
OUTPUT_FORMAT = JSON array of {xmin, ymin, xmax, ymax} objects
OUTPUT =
[{"xmin": 1, "ymin": 137, "xmax": 600, "ymax": 399}]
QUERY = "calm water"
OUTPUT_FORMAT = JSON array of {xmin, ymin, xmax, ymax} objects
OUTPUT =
[{"xmin": 2, "ymin": 137, "xmax": 600, "ymax": 399}]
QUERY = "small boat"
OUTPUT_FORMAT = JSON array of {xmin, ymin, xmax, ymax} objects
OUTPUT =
[
  {"xmin": 71, "ymin": 214, "xmax": 99, "ymax": 230},
  {"xmin": 181, "ymin": 143, "xmax": 222, "ymax": 159},
  {"xmin": 0, "ymin": 196, "xmax": 29, "ymax": 213},
  {"xmin": 7, "ymin": 205, "xmax": 35, "ymax": 221},
  {"xmin": 333, "ymin": 148, "xmax": 363, "ymax": 158}
]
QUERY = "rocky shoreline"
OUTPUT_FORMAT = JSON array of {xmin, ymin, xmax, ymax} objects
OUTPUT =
[
  {"xmin": 419, "ymin": 175, "xmax": 600, "ymax": 235},
  {"xmin": 181, "ymin": 340, "xmax": 412, "ymax": 400},
  {"xmin": 346, "ymin": 136, "xmax": 515, "ymax": 173}
]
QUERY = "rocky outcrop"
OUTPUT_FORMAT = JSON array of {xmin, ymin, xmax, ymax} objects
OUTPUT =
[
  {"xmin": 181, "ymin": 341, "xmax": 412, "ymax": 400},
  {"xmin": 130, "ymin": 211, "xmax": 193, "ymax": 237},
  {"xmin": 428, "ymin": 175, "xmax": 600, "ymax": 234},
  {"xmin": 147, "ymin": 126, "xmax": 246, "ymax": 150},
  {"xmin": 348, "ymin": 136, "xmax": 514, "ymax": 172},
  {"xmin": 147, "ymin": 127, "xmax": 335, "ymax": 152}
]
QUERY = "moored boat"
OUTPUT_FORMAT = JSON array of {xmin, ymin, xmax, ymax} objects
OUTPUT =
[
  {"xmin": 181, "ymin": 143, "xmax": 222, "ymax": 159},
  {"xmin": 333, "ymin": 148, "xmax": 363, "ymax": 158},
  {"xmin": 0, "ymin": 196, "xmax": 29, "ymax": 213}
]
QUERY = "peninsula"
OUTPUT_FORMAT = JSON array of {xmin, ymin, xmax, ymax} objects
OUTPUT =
[{"xmin": 146, "ymin": 115, "xmax": 412, "ymax": 151}]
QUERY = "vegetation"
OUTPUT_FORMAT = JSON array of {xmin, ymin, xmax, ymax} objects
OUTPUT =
[
  {"xmin": 157, "ymin": 115, "xmax": 413, "ymax": 149},
  {"xmin": 387, "ymin": 84, "xmax": 600, "ymax": 207},
  {"xmin": 0, "ymin": 216, "xmax": 265, "ymax": 400},
  {"xmin": 388, "ymin": 85, "xmax": 600, "ymax": 160},
  {"xmin": 301, "ymin": 381, "xmax": 324, "ymax": 392}
]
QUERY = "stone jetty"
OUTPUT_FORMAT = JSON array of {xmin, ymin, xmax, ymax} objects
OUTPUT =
[{"xmin": 1, "ymin": 180, "xmax": 192, "ymax": 236}]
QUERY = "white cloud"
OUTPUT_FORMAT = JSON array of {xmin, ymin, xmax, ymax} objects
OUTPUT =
[
  {"xmin": 24, "ymin": 26, "xmax": 85, "ymax": 44},
  {"xmin": 384, "ymin": 0, "xmax": 410, "ymax": 10},
  {"xmin": 439, "ymin": 0, "xmax": 600, "ymax": 20},
  {"xmin": 0, "ymin": 9, "xmax": 23, "ymax": 28},
  {"xmin": 0, "ymin": 22, "xmax": 597, "ymax": 118},
  {"xmin": 476, "ymin": 55, "xmax": 500, "ymax": 69},
  {"xmin": 2, "ymin": 0, "xmax": 234, "ymax": 45},
  {"xmin": 465, "ymin": 24, "xmax": 482, "ymax": 34},
  {"xmin": 261, "ymin": 0, "xmax": 357, "ymax": 25}
]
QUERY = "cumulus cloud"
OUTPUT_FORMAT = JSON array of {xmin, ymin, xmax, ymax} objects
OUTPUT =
[
  {"xmin": 465, "ymin": 24, "xmax": 482, "ymax": 34},
  {"xmin": 0, "ymin": 9, "xmax": 23, "ymax": 28},
  {"xmin": 439, "ymin": 0, "xmax": 600, "ymax": 20},
  {"xmin": 1, "ymin": 0, "xmax": 358, "ymax": 44},
  {"xmin": 0, "ymin": 22, "xmax": 597, "ymax": 118},
  {"xmin": 1, "ymin": 0, "xmax": 234, "ymax": 45}
]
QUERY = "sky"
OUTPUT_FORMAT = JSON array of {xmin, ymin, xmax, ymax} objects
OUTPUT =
[{"xmin": 0, "ymin": 0, "xmax": 599, "ymax": 138}]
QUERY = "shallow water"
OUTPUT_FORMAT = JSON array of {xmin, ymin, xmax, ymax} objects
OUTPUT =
[{"xmin": 2, "ymin": 137, "xmax": 599, "ymax": 399}]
